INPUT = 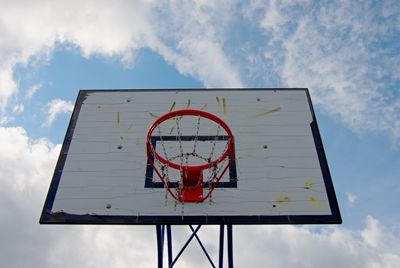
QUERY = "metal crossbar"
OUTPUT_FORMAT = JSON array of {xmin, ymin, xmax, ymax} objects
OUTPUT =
[{"xmin": 156, "ymin": 224, "xmax": 234, "ymax": 268}]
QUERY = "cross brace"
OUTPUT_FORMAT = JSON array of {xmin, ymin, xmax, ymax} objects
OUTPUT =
[{"xmin": 156, "ymin": 224, "xmax": 233, "ymax": 268}]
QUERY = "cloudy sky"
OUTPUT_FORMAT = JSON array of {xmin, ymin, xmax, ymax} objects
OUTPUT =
[{"xmin": 1, "ymin": 0, "xmax": 399, "ymax": 267}]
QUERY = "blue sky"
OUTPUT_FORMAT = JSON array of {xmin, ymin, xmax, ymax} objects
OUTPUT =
[{"xmin": 1, "ymin": 1, "xmax": 399, "ymax": 267}]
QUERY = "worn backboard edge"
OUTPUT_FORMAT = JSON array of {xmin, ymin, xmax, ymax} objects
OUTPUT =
[
  {"xmin": 40, "ymin": 212, "xmax": 341, "ymax": 225},
  {"xmin": 39, "ymin": 91, "xmax": 88, "ymax": 222},
  {"xmin": 305, "ymin": 89, "xmax": 342, "ymax": 224},
  {"xmin": 40, "ymin": 88, "xmax": 342, "ymax": 225}
]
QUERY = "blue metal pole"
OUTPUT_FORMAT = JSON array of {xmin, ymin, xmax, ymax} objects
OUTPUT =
[
  {"xmin": 219, "ymin": 225, "xmax": 224, "ymax": 268},
  {"xmin": 167, "ymin": 225, "xmax": 172, "ymax": 266},
  {"xmin": 227, "ymin": 225, "xmax": 233, "ymax": 268},
  {"xmin": 156, "ymin": 225, "xmax": 164, "ymax": 268}
]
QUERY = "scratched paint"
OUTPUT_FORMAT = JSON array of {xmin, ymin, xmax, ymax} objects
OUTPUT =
[{"xmin": 246, "ymin": 107, "xmax": 281, "ymax": 119}]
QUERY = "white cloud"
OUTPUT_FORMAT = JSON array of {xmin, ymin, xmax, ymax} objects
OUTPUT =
[
  {"xmin": 0, "ymin": 0, "xmax": 242, "ymax": 114},
  {"xmin": 0, "ymin": 115, "xmax": 13, "ymax": 126},
  {"xmin": 26, "ymin": 83, "xmax": 42, "ymax": 99},
  {"xmin": 238, "ymin": 0, "xmax": 400, "ymax": 144},
  {"xmin": 361, "ymin": 215, "xmax": 400, "ymax": 253},
  {"xmin": 260, "ymin": 0, "xmax": 288, "ymax": 33},
  {"xmin": 12, "ymin": 103, "xmax": 24, "ymax": 114},
  {"xmin": 0, "ymin": 67, "xmax": 17, "ymax": 111},
  {"xmin": 233, "ymin": 219, "xmax": 400, "ymax": 268},
  {"xmin": 152, "ymin": 1, "xmax": 243, "ymax": 88},
  {"xmin": 278, "ymin": 1, "xmax": 400, "ymax": 143},
  {"xmin": 0, "ymin": 125, "xmax": 400, "ymax": 267},
  {"xmin": 43, "ymin": 99, "xmax": 73, "ymax": 127},
  {"xmin": 0, "ymin": 126, "xmax": 156, "ymax": 267},
  {"xmin": 347, "ymin": 192, "xmax": 357, "ymax": 205},
  {"xmin": 0, "ymin": 1, "xmax": 398, "ymax": 143}
]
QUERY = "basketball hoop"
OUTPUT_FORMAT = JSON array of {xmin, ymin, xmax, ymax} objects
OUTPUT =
[{"xmin": 146, "ymin": 109, "xmax": 235, "ymax": 203}]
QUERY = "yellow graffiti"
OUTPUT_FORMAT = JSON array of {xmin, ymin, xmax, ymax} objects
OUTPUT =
[
  {"xmin": 149, "ymin": 112, "xmax": 159, "ymax": 118},
  {"xmin": 246, "ymin": 107, "xmax": 281, "ymax": 119},
  {"xmin": 117, "ymin": 112, "xmax": 120, "ymax": 127},
  {"xmin": 304, "ymin": 180, "xmax": 313, "ymax": 190},
  {"xmin": 185, "ymin": 99, "xmax": 191, "ymax": 109},
  {"xmin": 309, "ymin": 196, "xmax": 320, "ymax": 207},
  {"xmin": 169, "ymin": 101, "xmax": 176, "ymax": 112},
  {"xmin": 216, "ymin": 96, "xmax": 221, "ymax": 109},
  {"xmin": 119, "ymin": 123, "xmax": 134, "ymax": 140},
  {"xmin": 200, "ymin": 103, "xmax": 208, "ymax": 110},
  {"xmin": 276, "ymin": 195, "xmax": 291, "ymax": 204},
  {"xmin": 222, "ymin": 98, "xmax": 227, "ymax": 116}
]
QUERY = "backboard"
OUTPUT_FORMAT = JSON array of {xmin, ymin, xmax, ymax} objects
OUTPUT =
[{"xmin": 40, "ymin": 89, "xmax": 341, "ymax": 225}]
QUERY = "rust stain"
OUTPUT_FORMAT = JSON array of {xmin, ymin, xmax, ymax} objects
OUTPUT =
[{"xmin": 246, "ymin": 107, "xmax": 281, "ymax": 119}]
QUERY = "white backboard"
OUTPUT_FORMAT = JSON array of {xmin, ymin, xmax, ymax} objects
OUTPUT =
[{"xmin": 40, "ymin": 89, "xmax": 341, "ymax": 224}]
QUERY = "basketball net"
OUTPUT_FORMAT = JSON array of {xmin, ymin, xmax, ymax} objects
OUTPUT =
[{"xmin": 146, "ymin": 109, "xmax": 235, "ymax": 203}]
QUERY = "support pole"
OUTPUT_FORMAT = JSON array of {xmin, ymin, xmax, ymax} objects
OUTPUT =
[
  {"xmin": 156, "ymin": 225, "xmax": 164, "ymax": 268},
  {"xmin": 156, "ymin": 224, "xmax": 234, "ymax": 268},
  {"xmin": 219, "ymin": 225, "xmax": 224, "ymax": 268},
  {"xmin": 227, "ymin": 224, "xmax": 233, "ymax": 268},
  {"xmin": 166, "ymin": 225, "xmax": 172, "ymax": 266}
]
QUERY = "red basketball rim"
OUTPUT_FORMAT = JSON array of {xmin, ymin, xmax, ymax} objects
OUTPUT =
[{"xmin": 146, "ymin": 109, "xmax": 234, "ymax": 171}]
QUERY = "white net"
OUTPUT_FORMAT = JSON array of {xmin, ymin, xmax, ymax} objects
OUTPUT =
[{"xmin": 147, "ymin": 111, "xmax": 234, "ymax": 202}]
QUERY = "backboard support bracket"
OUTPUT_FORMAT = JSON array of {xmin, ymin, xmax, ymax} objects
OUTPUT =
[{"xmin": 156, "ymin": 224, "xmax": 233, "ymax": 268}]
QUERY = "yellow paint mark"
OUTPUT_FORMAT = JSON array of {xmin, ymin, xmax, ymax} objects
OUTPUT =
[
  {"xmin": 185, "ymin": 99, "xmax": 191, "ymax": 109},
  {"xmin": 169, "ymin": 101, "xmax": 176, "ymax": 112},
  {"xmin": 309, "ymin": 196, "xmax": 320, "ymax": 207},
  {"xmin": 119, "ymin": 123, "xmax": 134, "ymax": 140},
  {"xmin": 200, "ymin": 103, "xmax": 208, "ymax": 110},
  {"xmin": 304, "ymin": 180, "xmax": 313, "ymax": 190},
  {"xmin": 117, "ymin": 112, "xmax": 120, "ymax": 127},
  {"xmin": 222, "ymin": 98, "xmax": 227, "ymax": 116},
  {"xmin": 246, "ymin": 107, "xmax": 281, "ymax": 119},
  {"xmin": 149, "ymin": 112, "xmax": 159, "ymax": 118},
  {"xmin": 168, "ymin": 100, "xmax": 190, "ymax": 134},
  {"xmin": 276, "ymin": 195, "xmax": 291, "ymax": 204},
  {"xmin": 216, "ymin": 97, "xmax": 221, "ymax": 108}
]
